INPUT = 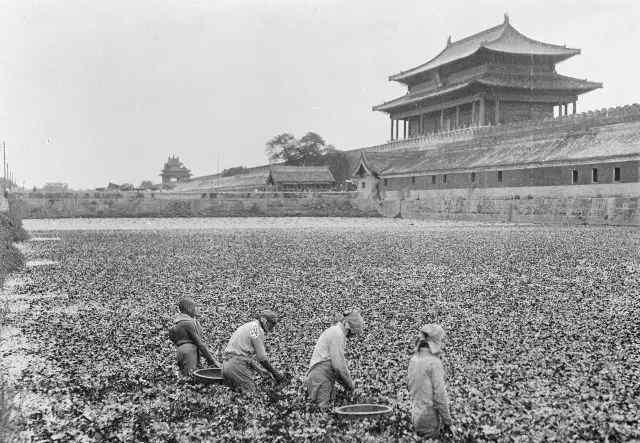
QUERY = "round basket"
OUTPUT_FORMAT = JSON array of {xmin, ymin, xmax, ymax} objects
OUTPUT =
[
  {"xmin": 193, "ymin": 367, "xmax": 224, "ymax": 385},
  {"xmin": 334, "ymin": 404, "xmax": 392, "ymax": 418}
]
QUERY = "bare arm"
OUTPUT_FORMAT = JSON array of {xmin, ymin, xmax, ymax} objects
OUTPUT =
[
  {"xmin": 251, "ymin": 335, "xmax": 282, "ymax": 380},
  {"xmin": 185, "ymin": 322, "xmax": 221, "ymax": 367},
  {"xmin": 329, "ymin": 334, "xmax": 354, "ymax": 390}
]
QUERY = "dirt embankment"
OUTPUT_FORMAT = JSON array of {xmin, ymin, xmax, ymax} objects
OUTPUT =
[{"xmin": 0, "ymin": 209, "xmax": 28, "ymax": 287}]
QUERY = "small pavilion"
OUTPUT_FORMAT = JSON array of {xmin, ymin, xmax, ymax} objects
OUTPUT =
[{"xmin": 160, "ymin": 156, "xmax": 192, "ymax": 185}]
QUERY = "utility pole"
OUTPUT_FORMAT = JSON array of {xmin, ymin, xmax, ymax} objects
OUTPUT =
[{"xmin": 217, "ymin": 152, "xmax": 220, "ymax": 188}]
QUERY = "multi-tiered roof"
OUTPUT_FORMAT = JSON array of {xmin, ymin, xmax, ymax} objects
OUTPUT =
[
  {"xmin": 160, "ymin": 156, "xmax": 191, "ymax": 184},
  {"xmin": 373, "ymin": 15, "xmax": 601, "ymax": 135}
]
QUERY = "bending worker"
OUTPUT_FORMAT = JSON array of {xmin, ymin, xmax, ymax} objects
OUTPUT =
[
  {"xmin": 305, "ymin": 308, "xmax": 364, "ymax": 409},
  {"xmin": 222, "ymin": 310, "xmax": 285, "ymax": 393},
  {"xmin": 407, "ymin": 324, "xmax": 452, "ymax": 438},
  {"xmin": 168, "ymin": 297, "xmax": 221, "ymax": 376}
]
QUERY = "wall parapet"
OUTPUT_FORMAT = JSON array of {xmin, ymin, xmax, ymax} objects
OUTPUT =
[
  {"xmin": 361, "ymin": 103, "xmax": 640, "ymax": 153},
  {"xmin": 11, "ymin": 191, "xmax": 381, "ymax": 219}
]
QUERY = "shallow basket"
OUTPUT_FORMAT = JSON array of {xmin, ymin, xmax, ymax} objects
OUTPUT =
[
  {"xmin": 334, "ymin": 404, "xmax": 392, "ymax": 418},
  {"xmin": 193, "ymin": 367, "xmax": 224, "ymax": 385}
]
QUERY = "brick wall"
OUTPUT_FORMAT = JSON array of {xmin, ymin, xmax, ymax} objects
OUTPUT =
[
  {"xmin": 383, "ymin": 161, "xmax": 639, "ymax": 191},
  {"xmin": 391, "ymin": 184, "xmax": 639, "ymax": 226},
  {"xmin": 11, "ymin": 191, "xmax": 382, "ymax": 219}
]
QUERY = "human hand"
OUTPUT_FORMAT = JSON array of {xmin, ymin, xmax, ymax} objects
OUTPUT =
[{"xmin": 273, "ymin": 372, "xmax": 285, "ymax": 383}]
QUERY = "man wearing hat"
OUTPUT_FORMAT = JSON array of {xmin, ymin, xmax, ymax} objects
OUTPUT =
[
  {"xmin": 168, "ymin": 297, "xmax": 221, "ymax": 377},
  {"xmin": 407, "ymin": 323, "xmax": 452, "ymax": 438},
  {"xmin": 222, "ymin": 310, "xmax": 285, "ymax": 393},
  {"xmin": 304, "ymin": 308, "xmax": 364, "ymax": 409}
]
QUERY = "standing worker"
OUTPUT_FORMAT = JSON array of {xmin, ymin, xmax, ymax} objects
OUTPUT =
[
  {"xmin": 407, "ymin": 324, "xmax": 452, "ymax": 438},
  {"xmin": 305, "ymin": 308, "xmax": 364, "ymax": 409},
  {"xmin": 168, "ymin": 297, "xmax": 221, "ymax": 377},
  {"xmin": 222, "ymin": 310, "xmax": 285, "ymax": 393}
]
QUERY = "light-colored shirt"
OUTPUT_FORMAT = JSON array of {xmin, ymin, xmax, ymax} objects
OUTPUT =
[
  {"xmin": 407, "ymin": 349, "xmax": 452, "ymax": 428},
  {"xmin": 308, "ymin": 323, "xmax": 353, "ymax": 389},
  {"xmin": 223, "ymin": 320, "xmax": 267, "ymax": 361}
]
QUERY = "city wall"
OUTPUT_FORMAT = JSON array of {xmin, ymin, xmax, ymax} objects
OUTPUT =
[
  {"xmin": 11, "ymin": 191, "xmax": 382, "ymax": 219},
  {"xmin": 380, "ymin": 183, "xmax": 639, "ymax": 225}
]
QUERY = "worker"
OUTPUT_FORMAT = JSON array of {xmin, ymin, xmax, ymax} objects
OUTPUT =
[
  {"xmin": 305, "ymin": 308, "xmax": 364, "ymax": 409},
  {"xmin": 222, "ymin": 310, "xmax": 285, "ymax": 393},
  {"xmin": 407, "ymin": 324, "xmax": 452, "ymax": 438},
  {"xmin": 168, "ymin": 297, "xmax": 221, "ymax": 377}
]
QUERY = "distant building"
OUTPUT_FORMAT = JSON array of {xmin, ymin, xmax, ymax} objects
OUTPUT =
[
  {"xmin": 374, "ymin": 14, "xmax": 601, "ymax": 138},
  {"xmin": 41, "ymin": 182, "xmax": 69, "ymax": 192},
  {"xmin": 350, "ymin": 16, "xmax": 639, "ymax": 224},
  {"xmin": 160, "ymin": 156, "xmax": 192, "ymax": 186},
  {"xmin": 174, "ymin": 165, "xmax": 335, "ymax": 192}
]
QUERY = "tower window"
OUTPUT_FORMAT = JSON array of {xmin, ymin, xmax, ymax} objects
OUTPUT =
[
  {"xmin": 384, "ymin": 179, "xmax": 388, "ymax": 186},
  {"xmin": 470, "ymin": 172, "xmax": 476, "ymax": 183},
  {"xmin": 571, "ymin": 169, "xmax": 578, "ymax": 184},
  {"xmin": 443, "ymin": 174, "xmax": 447, "ymax": 184},
  {"xmin": 497, "ymin": 170, "xmax": 503, "ymax": 183},
  {"xmin": 614, "ymin": 167, "xmax": 621, "ymax": 182},
  {"xmin": 411, "ymin": 176, "xmax": 416, "ymax": 185},
  {"xmin": 361, "ymin": 182, "xmax": 366, "ymax": 189},
  {"xmin": 431, "ymin": 175, "xmax": 436, "ymax": 184},
  {"xmin": 592, "ymin": 168, "xmax": 598, "ymax": 183}
]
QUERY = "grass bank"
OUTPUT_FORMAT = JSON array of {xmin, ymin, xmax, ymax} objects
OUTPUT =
[
  {"xmin": 0, "ymin": 204, "xmax": 28, "ymax": 441},
  {"xmin": 0, "ymin": 211, "xmax": 27, "ymax": 288}
]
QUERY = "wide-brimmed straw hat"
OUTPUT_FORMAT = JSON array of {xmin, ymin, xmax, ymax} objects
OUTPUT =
[{"xmin": 420, "ymin": 323, "xmax": 445, "ymax": 354}]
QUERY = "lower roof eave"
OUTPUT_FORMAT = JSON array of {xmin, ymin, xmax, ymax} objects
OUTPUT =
[{"xmin": 379, "ymin": 153, "xmax": 640, "ymax": 178}]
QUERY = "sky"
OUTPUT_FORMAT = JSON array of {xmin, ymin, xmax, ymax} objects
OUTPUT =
[{"xmin": 1, "ymin": 0, "xmax": 639, "ymax": 189}]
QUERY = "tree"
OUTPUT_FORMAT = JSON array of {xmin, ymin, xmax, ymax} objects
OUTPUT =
[
  {"xmin": 264, "ymin": 132, "xmax": 352, "ymax": 184},
  {"xmin": 322, "ymin": 147, "xmax": 351, "ymax": 184},
  {"xmin": 221, "ymin": 166, "xmax": 247, "ymax": 177},
  {"xmin": 297, "ymin": 132, "xmax": 326, "ymax": 166},
  {"xmin": 139, "ymin": 180, "xmax": 154, "ymax": 190},
  {"xmin": 266, "ymin": 133, "xmax": 300, "ymax": 164}
]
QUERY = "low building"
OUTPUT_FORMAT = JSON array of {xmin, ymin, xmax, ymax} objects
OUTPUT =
[
  {"xmin": 41, "ymin": 182, "xmax": 69, "ymax": 192},
  {"xmin": 174, "ymin": 165, "xmax": 335, "ymax": 192},
  {"xmin": 267, "ymin": 166, "xmax": 335, "ymax": 191}
]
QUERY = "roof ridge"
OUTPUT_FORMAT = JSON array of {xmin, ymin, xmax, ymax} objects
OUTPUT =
[
  {"xmin": 389, "ymin": 21, "xmax": 506, "ymax": 81},
  {"xmin": 451, "ymin": 21, "xmax": 506, "ymax": 47},
  {"xmin": 495, "ymin": 22, "xmax": 579, "ymax": 52}
]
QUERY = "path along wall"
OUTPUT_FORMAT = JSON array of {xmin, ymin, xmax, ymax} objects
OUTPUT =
[
  {"xmin": 380, "ymin": 183, "xmax": 639, "ymax": 225},
  {"xmin": 11, "ymin": 191, "xmax": 381, "ymax": 219}
]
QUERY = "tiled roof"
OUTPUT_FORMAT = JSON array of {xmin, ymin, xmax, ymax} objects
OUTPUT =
[
  {"xmin": 373, "ymin": 83, "xmax": 470, "ymax": 112},
  {"xmin": 477, "ymin": 73, "xmax": 601, "ymax": 92},
  {"xmin": 390, "ymin": 16, "xmax": 579, "ymax": 83},
  {"xmin": 369, "ymin": 119, "xmax": 640, "ymax": 175},
  {"xmin": 174, "ymin": 167, "xmax": 270, "ymax": 192},
  {"xmin": 173, "ymin": 165, "xmax": 334, "ymax": 191},
  {"xmin": 373, "ymin": 74, "xmax": 601, "ymax": 113},
  {"xmin": 355, "ymin": 151, "xmax": 427, "ymax": 176},
  {"xmin": 269, "ymin": 165, "xmax": 335, "ymax": 183}
]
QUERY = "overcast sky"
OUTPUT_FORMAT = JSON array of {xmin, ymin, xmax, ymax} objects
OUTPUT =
[{"xmin": 1, "ymin": 0, "xmax": 638, "ymax": 189}]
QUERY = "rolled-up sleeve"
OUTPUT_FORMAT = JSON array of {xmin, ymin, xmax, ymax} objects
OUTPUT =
[
  {"xmin": 431, "ymin": 360, "xmax": 452, "ymax": 426},
  {"xmin": 250, "ymin": 334, "xmax": 267, "ymax": 362}
]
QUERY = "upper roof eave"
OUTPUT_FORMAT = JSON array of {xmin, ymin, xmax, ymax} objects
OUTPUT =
[{"xmin": 389, "ymin": 17, "xmax": 581, "ymax": 83}]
